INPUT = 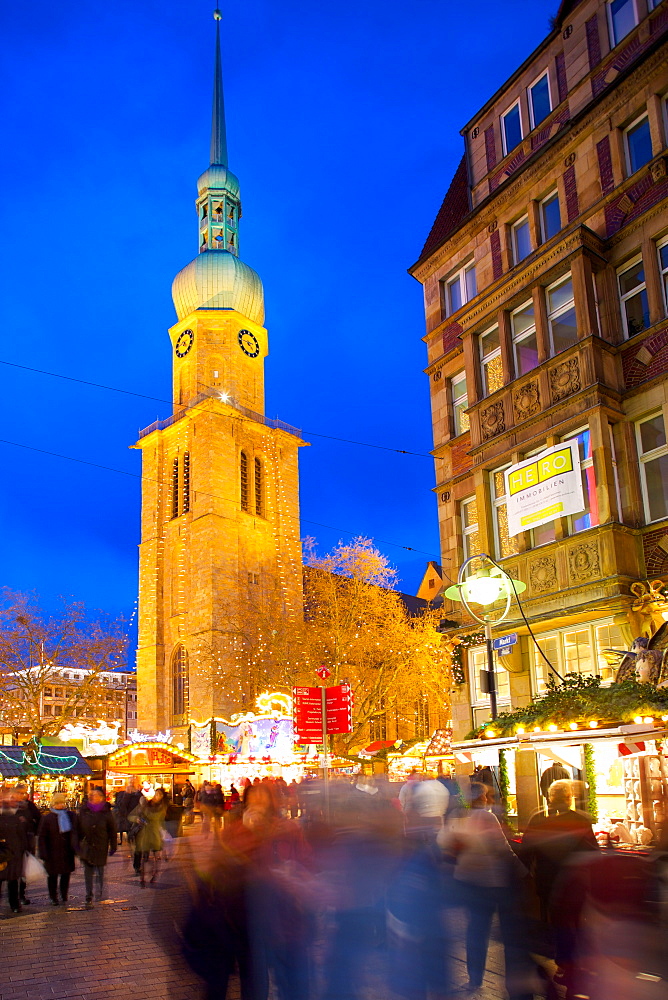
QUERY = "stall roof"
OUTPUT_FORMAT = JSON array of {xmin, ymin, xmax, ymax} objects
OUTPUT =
[
  {"xmin": 453, "ymin": 722, "xmax": 664, "ymax": 754},
  {"xmin": 0, "ymin": 746, "xmax": 92, "ymax": 777}
]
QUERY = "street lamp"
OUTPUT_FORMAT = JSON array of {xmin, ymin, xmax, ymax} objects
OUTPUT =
[{"xmin": 445, "ymin": 554, "xmax": 526, "ymax": 720}]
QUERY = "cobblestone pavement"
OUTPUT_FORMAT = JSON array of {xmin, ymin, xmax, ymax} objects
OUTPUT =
[{"xmin": 0, "ymin": 833, "xmax": 514, "ymax": 1000}]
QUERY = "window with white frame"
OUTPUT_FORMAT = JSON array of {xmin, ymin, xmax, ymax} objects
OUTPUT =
[
  {"xmin": 491, "ymin": 467, "xmax": 519, "ymax": 559},
  {"xmin": 461, "ymin": 496, "xmax": 480, "ymax": 560},
  {"xmin": 561, "ymin": 426, "xmax": 599, "ymax": 533},
  {"xmin": 443, "ymin": 263, "xmax": 477, "ymax": 317},
  {"xmin": 511, "ymin": 300, "xmax": 538, "ymax": 376},
  {"xmin": 501, "ymin": 101, "xmax": 523, "ymax": 155},
  {"xmin": 636, "ymin": 412, "xmax": 668, "ymax": 523},
  {"xmin": 618, "ymin": 257, "xmax": 649, "ymax": 337},
  {"xmin": 479, "ymin": 325, "xmax": 503, "ymax": 397},
  {"xmin": 624, "ymin": 114, "xmax": 653, "ymax": 175},
  {"xmin": 469, "ymin": 644, "xmax": 511, "ymax": 706},
  {"xmin": 531, "ymin": 621, "xmax": 625, "ymax": 695},
  {"xmin": 512, "ymin": 216, "xmax": 532, "ymax": 263},
  {"xmin": 608, "ymin": 0, "xmax": 638, "ymax": 47},
  {"xmin": 528, "ymin": 72, "xmax": 552, "ymax": 129},
  {"xmin": 451, "ymin": 372, "xmax": 469, "ymax": 436},
  {"xmin": 540, "ymin": 191, "xmax": 561, "ymax": 242},
  {"xmin": 658, "ymin": 238, "xmax": 668, "ymax": 312},
  {"xmin": 547, "ymin": 275, "xmax": 578, "ymax": 354}
]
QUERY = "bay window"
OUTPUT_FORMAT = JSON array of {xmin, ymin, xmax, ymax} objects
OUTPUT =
[
  {"xmin": 511, "ymin": 301, "xmax": 538, "ymax": 376},
  {"xmin": 461, "ymin": 496, "xmax": 480, "ymax": 560},
  {"xmin": 618, "ymin": 257, "xmax": 649, "ymax": 337},
  {"xmin": 491, "ymin": 467, "xmax": 519, "ymax": 559},
  {"xmin": 637, "ymin": 412, "xmax": 668, "ymax": 522},
  {"xmin": 479, "ymin": 325, "xmax": 503, "ymax": 397},
  {"xmin": 451, "ymin": 372, "xmax": 469, "ymax": 436},
  {"xmin": 547, "ymin": 275, "xmax": 578, "ymax": 353}
]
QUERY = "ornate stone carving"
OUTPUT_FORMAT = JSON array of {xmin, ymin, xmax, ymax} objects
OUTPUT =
[
  {"xmin": 568, "ymin": 542, "xmax": 600, "ymax": 582},
  {"xmin": 530, "ymin": 556, "xmax": 558, "ymax": 594},
  {"xmin": 513, "ymin": 381, "xmax": 540, "ymax": 421},
  {"xmin": 480, "ymin": 401, "xmax": 505, "ymax": 440},
  {"xmin": 550, "ymin": 357, "xmax": 581, "ymax": 402},
  {"xmin": 650, "ymin": 156, "xmax": 667, "ymax": 183}
]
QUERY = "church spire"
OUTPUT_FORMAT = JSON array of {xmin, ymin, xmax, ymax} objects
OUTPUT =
[{"xmin": 210, "ymin": 9, "xmax": 228, "ymax": 167}]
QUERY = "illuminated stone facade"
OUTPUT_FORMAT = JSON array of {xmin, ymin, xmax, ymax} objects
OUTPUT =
[
  {"xmin": 411, "ymin": 0, "xmax": 668, "ymax": 753},
  {"xmin": 134, "ymin": 21, "xmax": 303, "ymax": 732}
]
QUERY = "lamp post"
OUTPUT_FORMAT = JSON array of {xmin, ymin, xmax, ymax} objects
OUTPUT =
[{"xmin": 445, "ymin": 555, "xmax": 526, "ymax": 721}]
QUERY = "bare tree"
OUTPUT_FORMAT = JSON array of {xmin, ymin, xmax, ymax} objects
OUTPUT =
[{"xmin": 0, "ymin": 590, "xmax": 127, "ymax": 740}]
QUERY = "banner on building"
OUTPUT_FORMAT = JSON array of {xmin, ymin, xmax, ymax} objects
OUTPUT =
[{"xmin": 505, "ymin": 440, "xmax": 584, "ymax": 537}]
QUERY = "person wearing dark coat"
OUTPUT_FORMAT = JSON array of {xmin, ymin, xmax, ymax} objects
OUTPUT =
[
  {"xmin": 38, "ymin": 792, "xmax": 76, "ymax": 905},
  {"xmin": 77, "ymin": 788, "xmax": 117, "ymax": 908},
  {"xmin": 15, "ymin": 783, "xmax": 41, "ymax": 906},
  {"xmin": 0, "ymin": 786, "xmax": 30, "ymax": 914}
]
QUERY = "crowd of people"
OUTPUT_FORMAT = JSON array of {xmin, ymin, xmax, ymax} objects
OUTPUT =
[{"xmin": 2, "ymin": 771, "xmax": 668, "ymax": 999}]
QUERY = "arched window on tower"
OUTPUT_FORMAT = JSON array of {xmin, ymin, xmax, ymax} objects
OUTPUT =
[
  {"xmin": 183, "ymin": 452, "xmax": 191, "ymax": 513},
  {"xmin": 254, "ymin": 457, "xmax": 264, "ymax": 517},
  {"xmin": 171, "ymin": 457, "xmax": 179, "ymax": 519},
  {"xmin": 172, "ymin": 645, "xmax": 189, "ymax": 721},
  {"xmin": 240, "ymin": 451, "xmax": 249, "ymax": 512}
]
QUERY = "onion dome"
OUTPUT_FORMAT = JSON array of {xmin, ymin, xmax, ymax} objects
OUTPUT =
[{"xmin": 172, "ymin": 250, "xmax": 264, "ymax": 324}]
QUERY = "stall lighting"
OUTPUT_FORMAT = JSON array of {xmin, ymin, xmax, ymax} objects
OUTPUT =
[
  {"xmin": 569, "ymin": 722, "xmax": 579, "ymax": 731},
  {"xmin": 533, "ymin": 726, "xmax": 541, "ymax": 733},
  {"xmin": 643, "ymin": 717, "xmax": 654, "ymax": 725},
  {"xmin": 588, "ymin": 720, "xmax": 598, "ymax": 729},
  {"xmin": 662, "ymin": 715, "xmax": 668, "ymax": 722},
  {"xmin": 485, "ymin": 729, "xmax": 496, "ymax": 739},
  {"xmin": 634, "ymin": 716, "xmax": 644, "ymax": 725},
  {"xmin": 516, "ymin": 727, "xmax": 525, "ymax": 735},
  {"xmin": 548, "ymin": 724, "xmax": 558, "ymax": 732}
]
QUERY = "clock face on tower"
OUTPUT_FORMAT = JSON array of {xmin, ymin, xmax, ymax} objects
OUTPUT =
[
  {"xmin": 175, "ymin": 329, "xmax": 194, "ymax": 357},
  {"xmin": 238, "ymin": 329, "xmax": 260, "ymax": 358}
]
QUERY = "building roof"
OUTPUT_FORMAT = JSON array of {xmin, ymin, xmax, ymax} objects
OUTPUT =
[{"xmin": 417, "ymin": 155, "xmax": 470, "ymax": 263}]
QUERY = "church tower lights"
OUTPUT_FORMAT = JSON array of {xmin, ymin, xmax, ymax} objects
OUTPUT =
[{"xmin": 133, "ymin": 11, "xmax": 305, "ymax": 733}]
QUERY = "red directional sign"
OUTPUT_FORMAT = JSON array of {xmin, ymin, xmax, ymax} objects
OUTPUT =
[
  {"xmin": 316, "ymin": 665, "xmax": 331, "ymax": 679},
  {"xmin": 293, "ymin": 684, "xmax": 353, "ymax": 740}
]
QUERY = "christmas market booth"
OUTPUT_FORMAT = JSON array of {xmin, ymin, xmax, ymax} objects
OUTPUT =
[
  {"xmin": 0, "ymin": 740, "xmax": 92, "ymax": 808},
  {"xmin": 454, "ymin": 676, "xmax": 668, "ymax": 845},
  {"xmin": 104, "ymin": 742, "xmax": 201, "ymax": 798}
]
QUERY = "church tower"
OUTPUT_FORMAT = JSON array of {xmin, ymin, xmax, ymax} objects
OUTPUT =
[{"xmin": 134, "ymin": 11, "xmax": 304, "ymax": 733}]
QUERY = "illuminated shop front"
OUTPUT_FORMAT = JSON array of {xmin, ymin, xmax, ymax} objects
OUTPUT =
[{"xmin": 0, "ymin": 742, "xmax": 92, "ymax": 808}]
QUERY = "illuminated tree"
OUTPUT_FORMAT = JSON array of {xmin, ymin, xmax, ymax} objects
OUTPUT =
[
  {"xmin": 299, "ymin": 538, "xmax": 450, "ymax": 752},
  {"xmin": 0, "ymin": 590, "xmax": 127, "ymax": 740}
]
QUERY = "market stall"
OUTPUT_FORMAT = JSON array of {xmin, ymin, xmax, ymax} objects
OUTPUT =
[
  {"xmin": 0, "ymin": 742, "xmax": 92, "ymax": 808},
  {"xmin": 104, "ymin": 741, "xmax": 201, "ymax": 798}
]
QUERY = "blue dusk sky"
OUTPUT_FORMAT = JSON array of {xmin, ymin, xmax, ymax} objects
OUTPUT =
[{"xmin": 1, "ymin": 0, "xmax": 556, "ymax": 639}]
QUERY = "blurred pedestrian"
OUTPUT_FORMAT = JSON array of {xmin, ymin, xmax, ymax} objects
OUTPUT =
[
  {"xmin": 439, "ymin": 782, "xmax": 533, "ymax": 999},
  {"xmin": 181, "ymin": 780, "xmax": 195, "ymax": 825},
  {"xmin": 130, "ymin": 786, "xmax": 167, "ymax": 886},
  {"xmin": 38, "ymin": 792, "xmax": 76, "ymax": 906},
  {"xmin": 0, "ymin": 785, "xmax": 29, "ymax": 915},
  {"xmin": 15, "ymin": 783, "xmax": 40, "ymax": 905},
  {"xmin": 77, "ymin": 787, "xmax": 117, "ymax": 908}
]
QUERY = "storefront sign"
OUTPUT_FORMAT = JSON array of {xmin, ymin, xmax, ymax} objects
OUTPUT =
[{"xmin": 505, "ymin": 441, "xmax": 584, "ymax": 537}]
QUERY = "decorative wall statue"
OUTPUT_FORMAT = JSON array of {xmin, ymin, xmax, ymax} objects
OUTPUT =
[{"xmin": 607, "ymin": 624, "xmax": 668, "ymax": 685}]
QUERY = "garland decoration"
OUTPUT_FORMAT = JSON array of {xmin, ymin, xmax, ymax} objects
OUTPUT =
[
  {"xmin": 583, "ymin": 742, "xmax": 598, "ymax": 822},
  {"xmin": 469, "ymin": 674, "xmax": 668, "ymax": 738},
  {"xmin": 498, "ymin": 747, "xmax": 510, "ymax": 824},
  {"xmin": 450, "ymin": 632, "xmax": 485, "ymax": 686}
]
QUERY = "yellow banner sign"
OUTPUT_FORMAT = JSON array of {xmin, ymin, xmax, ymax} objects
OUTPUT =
[{"xmin": 507, "ymin": 446, "xmax": 574, "ymax": 496}]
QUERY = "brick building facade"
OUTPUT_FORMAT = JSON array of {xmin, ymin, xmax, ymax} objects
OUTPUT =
[{"xmin": 410, "ymin": 0, "xmax": 668, "ymax": 740}]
